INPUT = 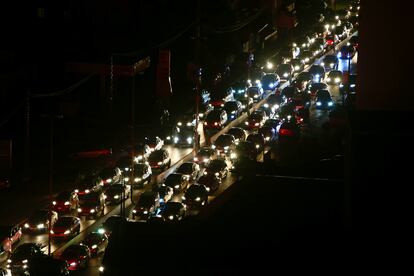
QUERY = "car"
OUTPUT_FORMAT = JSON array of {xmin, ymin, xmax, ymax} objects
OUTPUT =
[
  {"xmin": 258, "ymin": 104, "xmax": 277, "ymax": 119},
  {"xmin": 50, "ymin": 216, "xmax": 81, "ymax": 239},
  {"xmin": 340, "ymin": 73, "xmax": 357, "ymax": 96},
  {"xmin": 104, "ymin": 184, "xmax": 131, "ymax": 205},
  {"xmin": 260, "ymin": 73, "xmax": 280, "ymax": 91},
  {"xmin": 309, "ymin": 42, "xmax": 324, "ymax": 57},
  {"xmin": 163, "ymin": 173, "xmax": 189, "ymax": 192},
  {"xmin": 296, "ymin": 71, "xmax": 313, "ymax": 85},
  {"xmin": 294, "ymin": 35, "xmax": 312, "ymax": 50},
  {"xmin": 289, "ymin": 94, "xmax": 311, "ymax": 123},
  {"xmin": 299, "ymin": 50, "xmax": 313, "ymax": 64},
  {"xmin": 131, "ymin": 143, "xmax": 152, "ymax": 163},
  {"xmin": 280, "ymin": 86, "xmax": 300, "ymax": 100},
  {"xmin": 52, "ymin": 190, "xmax": 79, "ymax": 213},
  {"xmin": 99, "ymin": 166, "xmax": 122, "ymax": 186},
  {"xmin": 325, "ymin": 33, "xmax": 339, "ymax": 47},
  {"xmin": 246, "ymin": 86, "xmax": 264, "ymax": 102},
  {"xmin": 231, "ymin": 141, "xmax": 258, "ymax": 172},
  {"xmin": 338, "ymin": 45, "xmax": 356, "ymax": 59},
  {"xmin": 259, "ymin": 126, "xmax": 277, "ymax": 143},
  {"xmin": 238, "ymin": 95, "xmax": 254, "ymax": 112},
  {"xmin": 315, "ymin": 90, "xmax": 335, "ymax": 109},
  {"xmin": 24, "ymin": 209, "xmax": 58, "ymax": 233},
  {"xmin": 59, "ymin": 244, "xmax": 90, "ymax": 271},
  {"xmin": 170, "ymin": 125, "xmax": 197, "ymax": 147},
  {"xmin": 116, "ymin": 155, "xmax": 134, "ymax": 173},
  {"xmin": 245, "ymin": 110, "xmax": 266, "ymax": 130},
  {"xmin": 197, "ymin": 174, "xmax": 221, "ymax": 194},
  {"xmin": 80, "ymin": 231, "xmax": 108, "ymax": 257},
  {"xmin": 159, "ymin": 202, "xmax": 186, "ymax": 222},
  {"xmin": 212, "ymin": 134, "xmax": 236, "ymax": 155},
  {"xmin": 246, "ymin": 133, "xmax": 265, "ymax": 152},
  {"xmin": 210, "ymin": 87, "xmax": 234, "ymax": 108},
  {"xmin": 123, "ymin": 162, "xmax": 152, "ymax": 188},
  {"xmin": 203, "ymin": 109, "xmax": 228, "ymax": 131},
  {"xmin": 263, "ymin": 118, "xmax": 281, "ymax": 130},
  {"xmin": 308, "ymin": 65, "xmax": 326, "ymax": 82},
  {"xmin": 193, "ymin": 147, "xmax": 215, "ymax": 166},
  {"xmin": 227, "ymin": 127, "xmax": 247, "ymax": 143},
  {"xmin": 290, "ymin": 58, "xmax": 305, "ymax": 72},
  {"xmin": 275, "ymin": 64, "xmax": 293, "ymax": 82},
  {"xmin": 7, "ymin": 243, "xmax": 46, "ymax": 274},
  {"xmin": 101, "ymin": 215, "xmax": 128, "ymax": 236},
  {"xmin": 156, "ymin": 185, "xmax": 173, "ymax": 204},
  {"xmin": 143, "ymin": 136, "xmax": 164, "ymax": 152},
  {"xmin": 223, "ymin": 100, "xmax": 243, "ymax": 121},
  {"xmin": 320, "ymin": 55, "xmax": 339, "ymax": 71},
  {"xmin": 314, "ymin": 37, "xmax": 328, "ymax": 49},
  {"xmin": 28, "ymin": 255, "xmax": 70, "ymax": 275},
  {"xmin": 77, "ymin": 191, "xmax": 105, "ymax": 219},
  {"xmin": 335, "ymin": 24, "xmax": 348, "ymax": 40},
  {"xmin": 132, "ymin": 191, "xmax": 160, "ymax": 220},
  {"xmin": 343, "ymin": 21, "xmax": 354, "ymax": 32},
  {"xmin": 278, "ymin": 121, "xmax": 301, "ymax": 142},
  {"xmin": 266, "ymin": 94, "xmax": 286, "ymax": 110},
  {"xmin": 148, "ymin": 149, "xmax": 171, "ymax": 171},
  {"xmin": 0, "ymin": 225, "xmax": 22, "ymax": 255},
  {"xmin": 176, "ymin": 162, "xmax": 201, "ymax": 182},
  {"xmin": 74, "ymin": 174, "xmax": 104, "ymax": 195},
  {"xmin": 326, "ymin": 70, "xmax": 343, "ymax": 85},
  {"xmin": 307, "ymin": 82, "xmax": 328, "ymax": 96},
  {"xmin": 204, "ymin": 158, "xmax": 228, "ymax": 179},
  {"xmin": 278, "ymin": 104, "xmax": 296, "ymax": 121},
  {"xmin": 182, "ymin": 184, "xmax": 209, "ymax": 209},
  {"xmin": 348, "ymin": 35, "xmax": 358, "ymax": 49}
]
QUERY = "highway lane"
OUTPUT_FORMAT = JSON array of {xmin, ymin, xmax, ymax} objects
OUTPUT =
[{"xmin": 1, "ymin": 32, "xmax": 358, "ymax": 276}]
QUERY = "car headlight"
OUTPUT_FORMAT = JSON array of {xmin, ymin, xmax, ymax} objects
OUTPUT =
[
  {"xmin": 168, "ymin": 215, "xmax": 174, "ymax": 220},
  {"xmin": 85, "ymin": 189, "xmax": 90, "ymax": 194},
  {"xmin": 106, "ymin": 179, "xmax": 112, "ymax": 183},
  {"xmin": 294, "ymin": 65, "xmax": 300, "ymax": 70},
  {"xmin": 269, "ymin": 83, "xmax": 275, "ymax": 88},
  {"xmin": 114, "ymin": 195, "xmax": 119, "ymax": 199},
  {"xmin": 195, "ymin": 197, "xmax": 201, "ymax": 202},
  {"xmin": 199, "ymin": 113, "xmax": 204, "ymax": 118},
  {"xmin": 265, "ymin": 136, "xmax": 271, "ymax": 141},
  {"xmin": 304, "ymin": 57, "xmax": 310, "ymax": 62},
  {"xmin": 134, "ymin": 177, "xmax": 141, "ymax": 182},
  {"xmin": 316, "ymin": 102, "xmax": 322, "ymax": 106},
  {"xmin": 174, "ymin": 137, "xmax": 179, "ymax": 143},
  {"xmin": 193, "ymin": 157, "xmax": 198, "ymax": 162},
  {"xmin": 205, "ymin": 187, "xmax": 210, "ymax": 192},
  {"xmin": 326, "ymin": 77, "xmax": 331, "ymax": 82},
  {"xmin": 78, "ymin": 208, "xmax": 82, "ymax": 212},
  {"xmin": 92, "ymin": 244, "xmax": 98, "ymax": 249},
  {"xmin": 301, "ymin": 43, "xmax": 306, "ymax": 48},
  {"xmin": 181, "ymin": 196, "xmax": 186, "ymax": 200},
  {"xmin": 99, "ymin": 266, "xmax": 104, "ymax": 272},
  {"xmin": 245, "ymin": 121, "xmax": 249, "ymax": 125},
  {"xmin": 64, "ymin": 230, "xmax": 70, "ymax": 235},
  {"xmin": 24, "ymin": 223, "xmax": 29, "ymax": 228},
  {"xmin": 256, "ymin": 144, "xmax": 260, "ymax": 149},
  {"xmin": 214, "ymin": 172, "xmax": 220, "ymax": 177},
  {"xmin": 37, "ymin": 223, "xmax": 45, "ymax": 229},
  {"xmin": 334, "ymin": 77, "xmax": 340, "ymax": 83},
  {"xmin": 98, "ymin": 228, "xmax": 105, "ymax": 234},
  {"xmin": 241, "ymin": 104, "xmax": 246, "ymax": 109},
  {"xmin": 157, "ymin": 161, "xmax": 162, "ymax": 165},
  {"xmin": 124, "ymin": 177, "xmax": 130, "ymax": 182},
  {"xmin": 174, "ymin": 185, "xmax": 180, "ymax": 189},
  {"xmin": 211, "ymin": 145, "xmax": 216, "ymax": 149},
  {"xmin": 132, "ymin": 209, "xmax": 137, "ymax": 213},
  {"xmin": 50, "ymin": 230, "xmax": 54, "ymax": 234},
  {"xmin": 203, "ymin": 158, "xmax": 210, "ymax": 163},
  {"xmin": 52, "ymin": 201, "xmax": 56, "ymax": 205},
  {"xmin": 320, "ymin": 62, "xmax": 325, "ymax": 66},
  {"xmin": 230, "ymin": 153, "xmax": 237, "ymax": 159},
  {"xmin": 283, "ymin": 73, "xmax": 289, "ymax": 78},
  {"xmin": 328, "ymin": 101, "xmax": 334, "ymax": 106},
  {"xmin": 7, "ymin": 259, "xmax": 11, "ymax": 263},
  {"xmin": 90, "ymin": 209, "xmax": 95, "ymax": 213},
  {"xmin": 64, "ymin": 201, "xmax": 70, "ymax": 206},
  {"xmin": 203, "ymin": 171, "xmax": 208, "ymax": 175},
  {"xmin": 330, "ymin": 63, "xmax": 334, "ymax": 67},
  {"xmin": 143, "ymin": 210, "xmax": 148, "ymax": 214},
  {"xmin": 223, "ymin": 146, "xmax": 229, "ymax": 151},
  {"xmin": 187, "ymin": 137, "xmax": 192, "ymax": 144},
  {"xmin": 254, "ymin": 123, "xmax": 259, "ymax": 126},
  {"xmin": 275, "ymin": 104, "xmax": 280, "ymax": 109},
  {"xmin": 254, "ymin": 94, "xmax": 259, "ymax": 98}
]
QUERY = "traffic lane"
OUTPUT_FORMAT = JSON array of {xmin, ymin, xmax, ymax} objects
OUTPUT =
[{"xmin": 164, "ymin": 145, "xmax": 193, "ymax": 165}]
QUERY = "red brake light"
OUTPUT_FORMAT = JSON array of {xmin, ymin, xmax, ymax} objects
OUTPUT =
[{"xmin": 279, "ymin": 128, "xmax": 294, "ymax": 136}]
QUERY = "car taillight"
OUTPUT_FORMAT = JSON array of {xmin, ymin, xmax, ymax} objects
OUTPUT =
[{"xmin": 279, "ymin": 128, "xmax": 294, "ymax": 136}]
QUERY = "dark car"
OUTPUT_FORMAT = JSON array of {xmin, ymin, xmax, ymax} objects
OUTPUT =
[
  {"xmin": 278, "ymin": 104, "xmax": 296, "ymax": 121},
  {"xmin": 182, "ymin": 184, "xmax": 209, "ymax": 209},
  {"xmin": 276, "ymin": 64, "xmax": 294, "ymax": 81},
  {"xmin": 266, "ymin": 94, "xmax": 286, "ymax": 110},
  {"xmin": 52, "ymin": 190, "xmax": 79, "ymax": 213},
  {"xmin": 7, "ymin": 243, "xmax": 45, "ymax": 274},
  {"xmin": 246, "ymin": 86, "xmax": 264, "ymax": 102},
  {"xmin": 309, "ymin": 42, "xmax": 324, "ymax": 57},
  {"xmin": 245, "ymin": 110, "xmax": 266, "ymax": 130},
  {"xmin": 131, "ymin": 143, "xmax": 151, "ymax": 163},
  {"xmin": 338, "ymin": 45, "xmax": 356, "ymax": 59},
  {"xmin": 348, "ymin": 35, "xmax": 358, "ymax": 49},
  {"xmin": 99, "ymin": 166, "xmax": 122, "ymax": 186},
  {"xmin": 193, "ymin": 147, "xmax": 215, "ymax": 166},
  {"xmin": 290, "ymin": 58, "xmax": 305, "ymax": 72},
  {"xmin": 170, "ymin": 125, "xmax": 197, "ymax": 147},
  {"xmin": 238, "ymin": 95, "xmax": 254, "ymax": 112},
  {"xmin": 0, "ymin": 225, "xmax": 22, "ymax": 255},
  {"xmin": 307, "ymin": 82, "xmax": 328, "ymax": 96},
  {"xmin": 123, "ymin": 162, "xmax": 152, "ymax": 188},
  {"xmin": 159, "ymin": 202, "xmax": 186, "ymax": 222},
  {"xmin": 315, "ymin": 90, "xmax": 335, "ymax": 109},
  {"xmin": 280, "ymin": 86, "xmax": 300, "ymax": 100},
  {"xmin": 263, "ymin": 118, "xmax": 281, "ymax": 130},
  {"xmin": 296, "ymin": 71, "xmax": 313, "ymax": 85},
  {"xmin": 326, "ymin": 70, "xmax": 343, "ymax": 85},
  {"xmin": 258, "ymin": 104, "xmax": 277, "ymax": 119},
  {"xmin": 321, "ymin": 54, "xmax": 339, "ymax": 71},
  {"xmin": 101, "ymin": 215, "xmax": 128, "ymax": 237},
  {"xmin": 132, "ymin": 191, "xmax": 160, "ymax": 220},
  {"xmin": 77, "ymin": 191, "xmax": 105, "ymax": 219},
  {"xmin": 143, "ymin": 136, "xmax": 164, "ymax": 152},
  {"xmin": 223, "ymin": 100, "xmax": 243, "ymax": 121},
  {"xmin": 176, "ymin": 162, "xmax": 201, "ymax": 182},
  {"xmin": 278, "ymin": 121, "xmax": 301, "ymax": 142},
  {"xmin": 28, "ymin": 255, "xmax": 70, "ymax": 276},
  {"xmin": 163, "ymin": 173, "xmax": 189, "ymax": 192},
  {"xmin": 259, "ymin": 126, "xmax": 277, "ymax": 143},
  {"xmin": 203, "ymin": 109, "xmax": 228, "ymax": 131},
  {"xmin": 299, "ymin": 50, "xmax": 313, "ymax": 64},
  {"xmin": 325, "ymin": 33, "xmax": 339, "ymax": 47},
  {"xmin": 74, "ymin": 174, "xmax": 103, "ymax": 195},
  {"xmin": 197, "ymin": 174, "xmax": 221, "ymax": 195},
  {"xmin": 231, "ymin": 141, "xmax": 257, "ymax": 172},
  {"xmin": 308, "ymin": 65, "xmax": 326, "ymax": 82},
  {"xmin": 315, "ymin": 37, "xmax": 328, "ymax": 49},
  {"xmin": 227, "ymin": 127, "xmax": 247, "ymax": 143},
  {"xmin": 204, "ymin": 158, "xmax": 228, "ymax": 179},
  {"xmin": 104, "ymin": 184, "xmax": 131, "ymax": 205},
  {"xmin": 335, "ymin": 24, "xmax": 348, "ymax": 40},
  {"xmin": 213, "ymin": 134, "xmax": 236, "ymax": 155},
  {"xmin": 80, "ymin": 231, "xmax": 108, "ymax": 257},
  {"xmin": 247, "ymin": 133, "xmax": 265, "ymax": 153},
  {"xmin": 59, "ymin": 244, "xmax": 90, "ymax": 271},
  {"xmin": 148, "ymin": 149, "xmax": 171, "ymax": 171},
  {"xmin": 156, "ymin": 185, "xmax": 173, "ymax": 204},
  {"xmin": 24, "ymin": 209, "xmax": 58, "ymax": 233},
  {"xmin": 50, "ymin": 216, "xmax": 81, "ymax": 239},
  {"xmin": 260, "ymin": 73, "xmax": 280, "ymax": 91}
]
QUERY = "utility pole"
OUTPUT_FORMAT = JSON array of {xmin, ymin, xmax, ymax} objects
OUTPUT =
[
  {"xmin": 24, "ymin": 90, "xmax": 30, "ymax": 181},
  {"xmin": 194, "ymin": 0, "xmax": 201, "ymax": 154}
]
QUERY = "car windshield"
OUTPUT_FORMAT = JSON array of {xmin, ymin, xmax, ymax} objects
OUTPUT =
[
  {"xmin": 62, "ymin": 245, "xmax": 83, "ymax": 258},
  {"xmin": 249, "ymin": 113, "xmax": 263, "ymax": 121},
  {"xmin": 165, "ymin": 174, "xmax": 182, "ymax": 186},
  {"xmin": 215, "ymin": 135, "xmax": 233, "ymax": 145},
  {"xmin": 198, "ymin": 148, "xmax": 213, "ymax": 155},
  {"xmin": 261, "ymin": 74, "xmax": 277, "ymax": 83},
  {"xmin": 83, "ymin": 233, "xmax": 104, "ymax": 245},
  {"xmin": 237, "ymin": 142, "xmax": 253, "ymax": 152},
  {"xmin": 106, "ymin": 184, "xmax": 123, "ymax": 193},
  {"xmin": 12, "ymin": 244, "xmax": 35, "ymax": 260},
  {"xmin": 55, "ymin": 217, "xmax": 74, "ymax": 227},
  {"xmin": 224, "ymin": 102, "xmax": 239, "ymax": 111},
  {"xmin": 186, "ymin": 185, "xmax": 205, "ymax": 197},
  {"xmin": 177, "ymin": 163, "xmax": 193, "ymax": 174},
  {"xmin": 56, "ymin": 191, "xmax": 72, "ymax": 201},
  {"xmin": 138, "ymin": 193, "xmax": 156, "ymax": 206},
  {"xmin": 311, "ymin": 83, "xmax": 327, "ymax": 90},
  {"xmin": 148, "ymin": 151, "xmax": 164, "ymax": 162},
  {"xmin": 209, "ymin": 160, "xmax": 225, "ymax": 170}
]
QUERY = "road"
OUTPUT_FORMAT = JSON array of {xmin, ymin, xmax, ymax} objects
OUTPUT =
[{"xmin": 0, "ymin": 32, "xmax": 358, "ymax": 275}]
